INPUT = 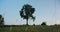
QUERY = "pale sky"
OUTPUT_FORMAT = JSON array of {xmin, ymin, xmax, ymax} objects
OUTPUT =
[{"xmin": 0, "ymin": 0, "xmax": 60, "ymax": 25}]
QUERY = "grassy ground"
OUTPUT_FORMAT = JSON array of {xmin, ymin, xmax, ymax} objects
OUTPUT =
[{"xmin": 0, "ymin": 25, "xmax": 60, "ymax": 32}]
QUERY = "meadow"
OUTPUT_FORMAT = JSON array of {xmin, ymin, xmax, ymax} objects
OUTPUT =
[{"xmin": 0, "ymin": 25, "xmax": 60, "ymax": 32}]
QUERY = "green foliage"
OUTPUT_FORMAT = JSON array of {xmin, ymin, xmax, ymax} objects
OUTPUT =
[{"xmin": 20, "ymin": 4, "xmax": 35, "ymax": 25}]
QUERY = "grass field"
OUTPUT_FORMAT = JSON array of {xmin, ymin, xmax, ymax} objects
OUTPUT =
[{"xmin": 0, "ymin": 25, "xmax": 60, "ymax": 32}]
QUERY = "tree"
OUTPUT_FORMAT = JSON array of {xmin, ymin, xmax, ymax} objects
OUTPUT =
[
  {"xmin": 0, "ymin": 15, "xmax": 4, "ymax": 25},
  {"xmin": 20, "ymin": 4, "xmax": 35, "ymax": 25},
  {"xmin": 41, "ymin": 22, "xmax": 46, "ymax": 25}
]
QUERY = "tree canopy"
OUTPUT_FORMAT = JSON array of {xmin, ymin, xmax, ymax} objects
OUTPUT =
[{"xmin": 0, "ymin": 15, "xmax": 4, "ymax": 25}]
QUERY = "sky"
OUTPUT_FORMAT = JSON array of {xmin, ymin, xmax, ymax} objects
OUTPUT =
[{"xmin": 0, "ymin": 0, "xmax": 60, "ymax": 25}]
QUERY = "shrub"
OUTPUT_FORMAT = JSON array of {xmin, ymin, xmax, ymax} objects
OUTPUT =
[
  {"xmin": 41, "ymin": 22, "xmax": 46, "ymax": 25},
  {"xmin": 33, "ymin": 24, "xmax": 35, "ymax": 26}
]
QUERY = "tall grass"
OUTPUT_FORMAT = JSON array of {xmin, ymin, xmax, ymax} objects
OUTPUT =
[{"xmin": 0, "ymin": 25, "xmax": 60, "ymax": 32}]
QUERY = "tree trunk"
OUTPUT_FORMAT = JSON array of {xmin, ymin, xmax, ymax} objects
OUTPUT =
[{"xmin": 26, "ymin": 19, "xmax": 28, "ymax": 25}]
